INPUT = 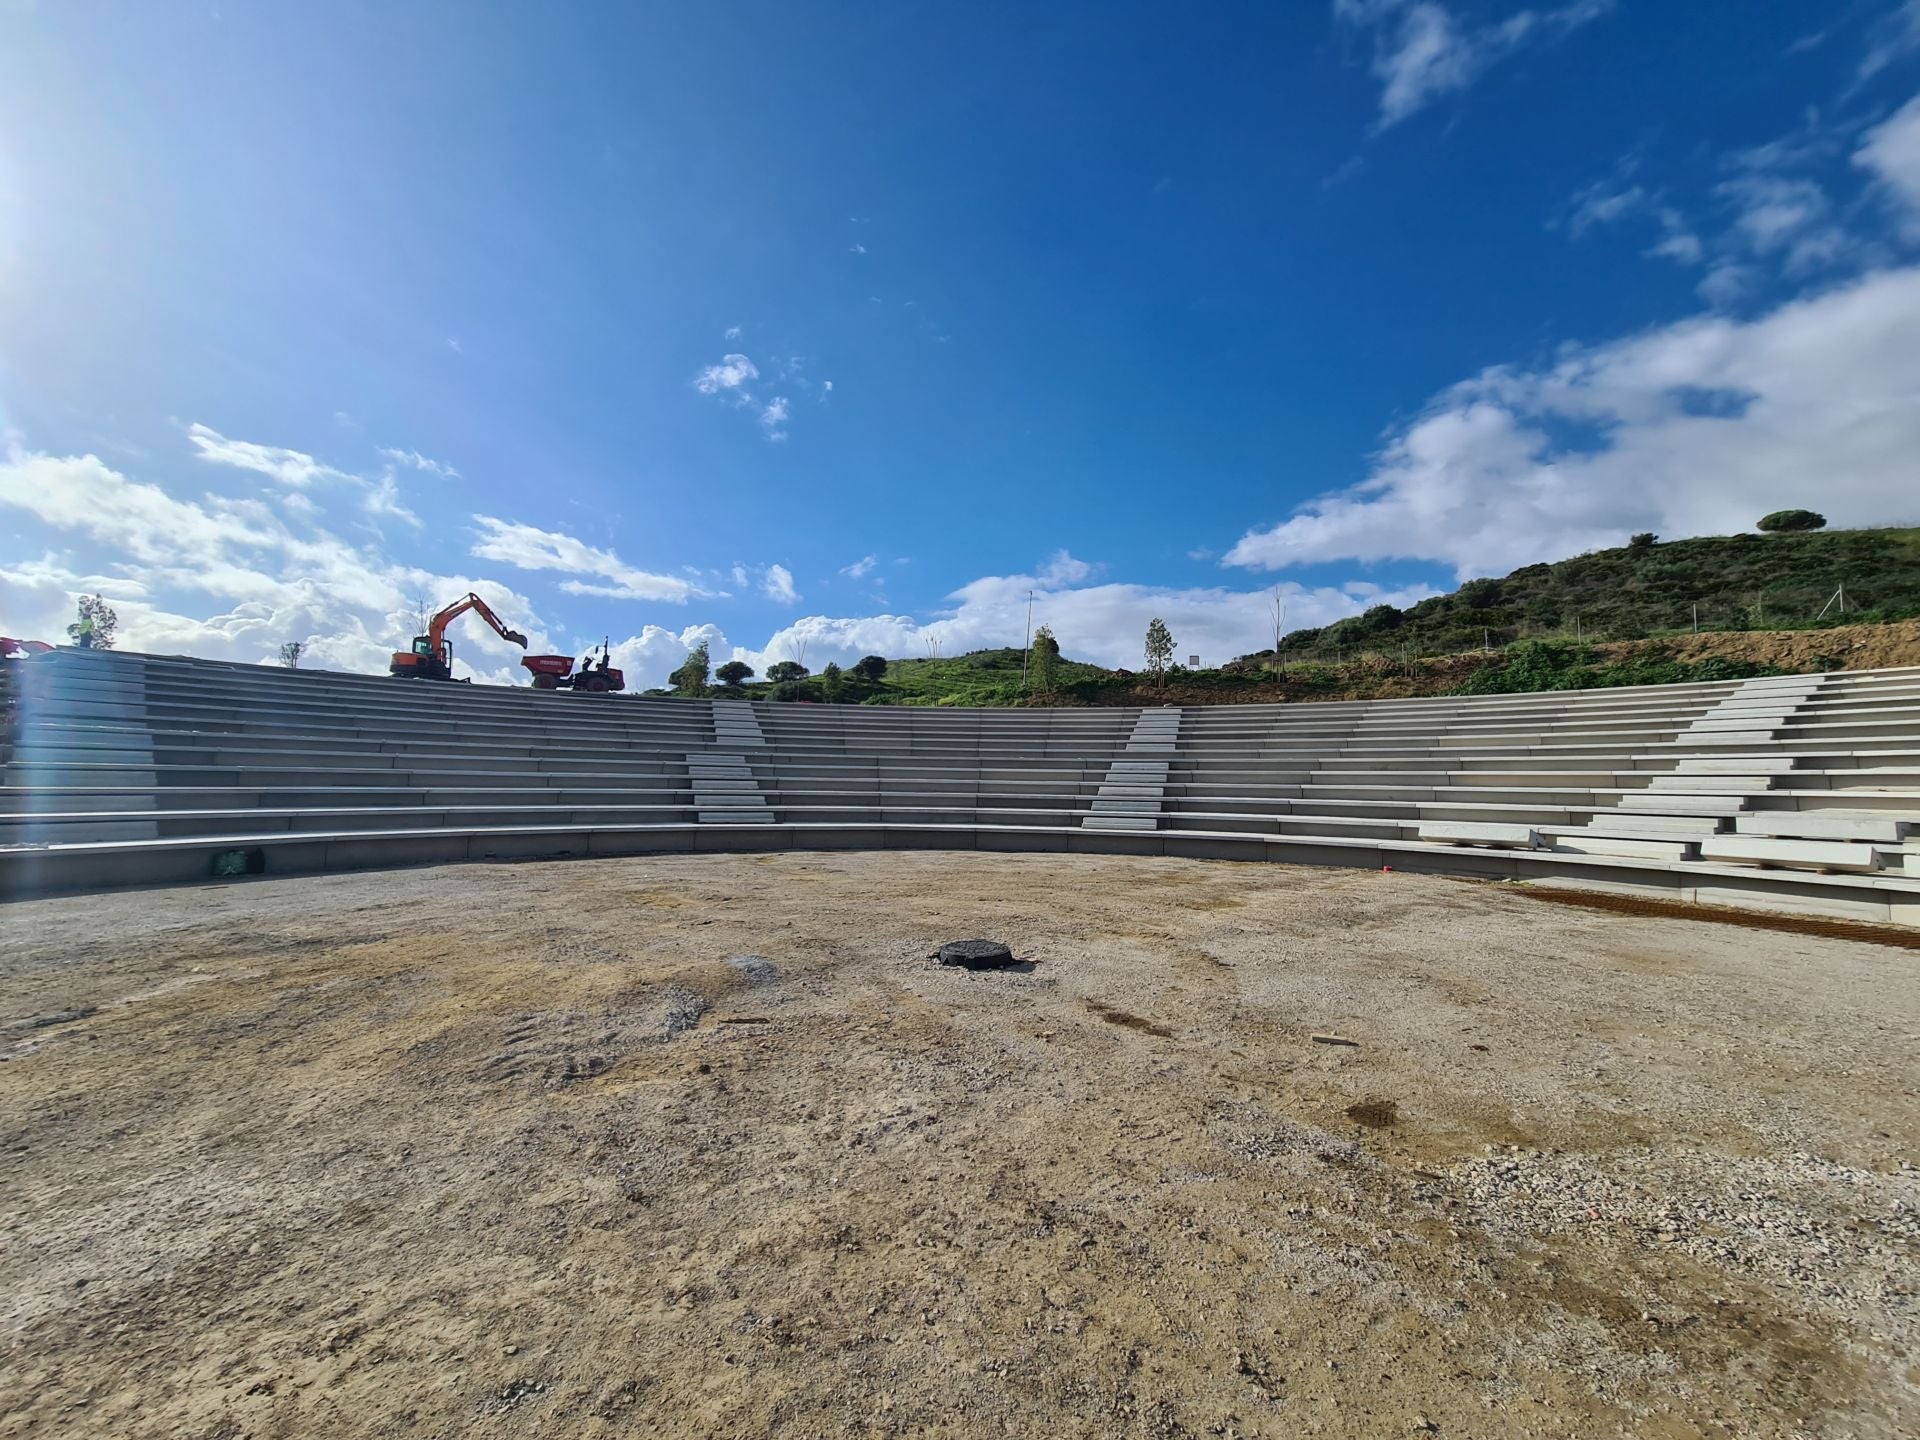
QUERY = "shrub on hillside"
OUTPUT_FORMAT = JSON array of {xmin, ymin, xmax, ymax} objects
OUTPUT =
[{"xmin": 1757, "ymin": 509, "xmax": 1826, "ymax": 533}]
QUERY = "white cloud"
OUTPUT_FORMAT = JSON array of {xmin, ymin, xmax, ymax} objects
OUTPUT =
[
  {"xmin": 1696, "ymin": 260, "xmax": 1753, "ymax": 308},
  {"xmin": 1336, "ymin": 0, "xmax": 1611, "ymax": 131},
  {"xmin": 363, "ymin": 473, "xmax": 422, "ymax": 528},
  {"xmin": 1716, "ymin": 173, "xmax": 1829, "ymax": 252},
  {"xmin": 727, "ymin": 567, "xmax": 1438, "ymax": 676},
  {"xmin": 608, "ymin": 622, "xmax": 729, "ymax": 690},
  {"xmin": 724, "ymin": 325, "xmax": 742, "ymax": 340},
  {"xmin": 840, "ymin": 554, "xmax": 878, "ymax": 579},
  {"xmin": 1038, "ymin": 550, "xmax": 1094, "ymax": 586},
  {"xmin": 1647, "ymin": 216, "xmax": 1704, "ymax": 265},
  {"xmin": 469, "ymin": 517, "xmax": 700, "ymax": 602},
  {"xmin": 1860, "ymin": 0, "xmax": 1920, "ymax": 81},
  {"xmin": 762, "ymin": 563, "xmax": 799, "ymax": 604},
  {"xmin": 1223, "ymin": 264, "xmax": 1920, "ymax": 580},
  {"xmin": 1856, "ymin": 94, "xmax": 1920, "ymax": 236},
  {"xmin": 849, "ymin": 243, "xmax": 867, "ymax": 255},
  {"xmin": 379, "ymin": 447, "xmax": 460, "ymax": 479},
  {"xmin": 1567, "ymin": 181, "xmax": 1646, "ymax": 236},
  {"xmin": 0, "ymin": 437, "xmax": 555, "ymax": 683},
  {"xmin": 693, "ymin": 353, "xmax": 759, "ymax": 396},
  {"xmin": 759, "ymin": 396, "xmax": 790, "ymax": 441},
  {"xmin": 188, "ymin": 423, "xmax": 349, "ymax": 488}
]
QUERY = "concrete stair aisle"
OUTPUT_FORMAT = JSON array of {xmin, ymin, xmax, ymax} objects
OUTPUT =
[
  {"xmin": 1083, "ymin": 707, "xmax": 1181, "ymax": 832},
  {"xmin": 687, "ymin": 752, "xmax": 775, "ymax": 824},
  {"xmin": 710, "ymin": 699, "xmax": 767, "ymax": 749}
]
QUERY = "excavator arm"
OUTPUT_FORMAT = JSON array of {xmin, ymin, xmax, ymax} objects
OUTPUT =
[
  {"xmin": 426, "ymin": 593, "xmax": 529, "ymax": 652},
  {"xmin": 392, "ymin": 592, "xmax": 529, "ymax": 680}
]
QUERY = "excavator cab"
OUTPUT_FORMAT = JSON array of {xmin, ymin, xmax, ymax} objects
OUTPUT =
[{"xmin": 390, "ymin": 593, "xmax": 529, "ymax": 681}]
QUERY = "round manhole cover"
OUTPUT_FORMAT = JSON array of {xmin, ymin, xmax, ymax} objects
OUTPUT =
[{"xmin": 933, "ymin": 939, "xmax": 1016, "ymax": 970}]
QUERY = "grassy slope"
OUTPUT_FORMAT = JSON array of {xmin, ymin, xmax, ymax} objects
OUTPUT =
[
  {"xmin": 1247, "ymin": 526, "xmax": 1920, "ymax": 664},
  {"xmin": 687, "ymin": 528, "xmax": 1920, "ymax": 707}
]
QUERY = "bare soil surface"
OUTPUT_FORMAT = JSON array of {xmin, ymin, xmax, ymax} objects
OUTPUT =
[{"xmin": 1, "ymin": 854, "xmax": 1916, "ymax": 1440}]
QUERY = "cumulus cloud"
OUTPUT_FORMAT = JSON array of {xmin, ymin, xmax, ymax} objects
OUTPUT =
[
  {"xmin": 693, "ymin": 353, "xmax": 759, "ymax": 396},
  {"xmin": 1038, "ymin": 550, "xmax": 1094, "ymax": 586},
  {"xmin": 724, "ymin": 325, "xmax": 743, "ymax": 340},
  {"xmin": 759, "ymin": 396, "xmax": 790, "ymax": 441},
  {"xmin": 762, "ymin": 563, "xmax": 799, "ymax": 604},
  {"xmin": 607, "ymin": 622, "xmax": 730, "ymax": 690},
  {"xmin": 726, "ymin": 567, "xmax": 1438, "ymax": 676},
  {"xmin": 0, "ymin": 437, "xmax": 553, "ymax": 683},
  {"xmin": 470, "ymin": 517, "xmax": 701, "ymax": 603},
  {"xmin": 1224, "ymin": 264, "xmax": 1920, "ymax": 580},
  {"xmin": 1856, "ymin": 94, "xmax": 1920, "ymax": 236},
  {"xmin": 1336, "ymin": 0, "xmax": 1612, "ymax": 131}
]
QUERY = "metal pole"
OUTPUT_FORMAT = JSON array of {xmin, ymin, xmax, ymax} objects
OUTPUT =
[
  {"xmin": 1021, "ymin": 589, "xmax": 1034, "ymax": 681},
  {"xmin": 1692, "ymin": 602, "xmax": 1698, "ymax": 633}
]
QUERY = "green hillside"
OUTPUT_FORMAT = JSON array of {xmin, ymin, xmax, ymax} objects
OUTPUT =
[
  {"xmin": 665, "ymin": 525, "xmax": 1920, "ymax": 707},
  {"xmin": 1242, "ymin": 525, "xmax": 1920, "ymax": 666}
]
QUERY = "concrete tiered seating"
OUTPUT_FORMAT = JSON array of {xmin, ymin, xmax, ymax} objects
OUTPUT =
[{"xmin": 4, "ymin": 647, "xmax": 1918, "ymax": 924}]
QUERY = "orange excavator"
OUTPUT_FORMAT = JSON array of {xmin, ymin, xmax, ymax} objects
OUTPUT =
[{"xmin": 389, "ymin": 593, "xmax": 528, "ymax": 681}]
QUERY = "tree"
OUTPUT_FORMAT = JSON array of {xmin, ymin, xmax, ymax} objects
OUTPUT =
[
  {"xmin": 1757, "ymin": 509, "xmax": 1827, "ymax": 533},
  {"xmin": 1143, "ymin": 617, "xmax": 1174, "ymax": 686},
  {"xmin": 278, "ymin": 641, "xmax": 304, "ymax": 669},
  {"xmin": 668, "ymin": 642, "xmax": 711, "ymax": 697},
  {"xmin": 1628, "ymin": 532, "xmax": 1657, "ymax": 550},
  {"xmin": 714, "ymin": 659, "xmax": 754, "ymax": 690},
  {"xmin": 67, "ymin": 595, "xmax": 117, "ymax": 650},
  {"xmin": 820, "ymin": 661, "xmax": 845, "ymax": 701},
  {"xmin": 1029, "ymin": 625, "xmax": 1061, "ymax": 695},
  {"xmin": 852, "ymin": 654, "xmax": 888, "ymax": 682},
  {"xmin": 766, "ymin": 660, "xmax": 809, "ymax": 684}
]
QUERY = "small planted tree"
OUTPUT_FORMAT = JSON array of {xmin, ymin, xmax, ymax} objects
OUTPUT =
[
  {"xmin": 766, "ymin": 660, "xmax": 809, "ymax": 684},
  {"xmin": 1030, "ymin": 624, "xmax": 1061, "ymax": 696},
  {"xmin": 714, "ymin": 659, "xmax": 754, "ymax": 691},
  {"xmin": 1628, "ymin": 532, "xmax": 1657, "ymax": 551},
  {"xmin": 67, "ymin": 595, "xmax": 118, "ymax": 650},
  {"xmin": 1143, "ymin": 617, "xmax": 1174, "ymax": 687},
  {"xmin": 668, "ymin": 642, "xmax": 711, "ymax": 697},
  {"xmin": 820, "ymin": 661, "xmax": 845, "ymax": 701},
  {"xmin": 852, "ymin": 654, "xmax": 888, "ymax": 682},
  {"xmin": 1757, "ymin": 509, "xmax": 1826, "ymax": 533},
  {"xmin": 279, "ymin": 641, "xmax": 304, "ymax": 669}
]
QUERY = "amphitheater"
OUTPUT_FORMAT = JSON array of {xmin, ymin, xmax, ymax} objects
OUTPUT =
[
  {"xmin": 2, "ymin": 645, "xmax": 1917, "ymax": 919},
  {"xmin": 5, "ymin": 647, "xmax": 1920, "ymax": 1439}
]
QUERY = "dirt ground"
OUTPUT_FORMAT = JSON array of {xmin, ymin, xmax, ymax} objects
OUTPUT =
[
  {"xmin": 1, "ymin": 853, "xmax": 1916, "ymax": 1440},
  {"xmin": 1624, "ymin": 617, "xmax": 1920, "ymax": 672}
]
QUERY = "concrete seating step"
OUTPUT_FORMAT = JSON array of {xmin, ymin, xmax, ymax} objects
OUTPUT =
[
  {"xmin": 1543, "ymin": 833, "xmax": 1701, "ymax": 861},
  {"xmin": 1697, "ymin": 836, "xmax": 1889, "ymax": 873},
  {"xmin": 1415, "ymin": 821, "xmax": 1539, "ymax": 849},
  {"xmin": 1733, "ymin": 812, "xmax": 1910, "ymax": 843}
]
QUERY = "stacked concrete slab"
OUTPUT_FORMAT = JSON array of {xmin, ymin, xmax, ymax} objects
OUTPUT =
[{"xmin": 3, "ymin": 646, "xmax": 1917, "ymax": 923}]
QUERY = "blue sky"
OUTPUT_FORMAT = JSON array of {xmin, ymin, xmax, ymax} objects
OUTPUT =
[{"xmin": 4, "ymin": 0, "xmax": 1920, "ymax": 685}]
